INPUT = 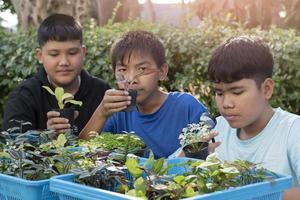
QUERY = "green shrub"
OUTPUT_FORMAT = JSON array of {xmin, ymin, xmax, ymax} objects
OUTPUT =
[{"xmin": 1, "ymin": 19, "xmax": 300, "ymax": 128}]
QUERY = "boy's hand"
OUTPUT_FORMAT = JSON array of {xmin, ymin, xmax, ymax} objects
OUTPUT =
[
  {"xmin": 207, "ymin": 131, "xmax": 221, "ymax": 154},
  {"xmin": 96, "ymin": 89, "xmax": 131, "ymax": 118},
  {"xmin": 173, "ymin": 131, "xmax": 221, "ymax": 158},
  {"xmin": 46, "ymin": 110, "xmax": 79, "ymax": 133}
]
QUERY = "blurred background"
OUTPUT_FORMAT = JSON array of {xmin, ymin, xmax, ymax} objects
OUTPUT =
[
  {"xmin": 2, "ymin": 0, "xmax": 300, "ymax": 30},
  {"xmin": 0, "ymin": 0, "xmax": 300, "ymax": 126}
]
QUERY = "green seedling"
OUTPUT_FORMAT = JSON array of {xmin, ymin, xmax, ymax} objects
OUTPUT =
[{"xmin": 42, "ymin": 86, "xmax": 82, "ymax": 109}]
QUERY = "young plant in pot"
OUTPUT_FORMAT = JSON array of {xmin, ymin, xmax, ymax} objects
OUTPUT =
[
  {"xmin": 179, "ymin": 113, "xmax": 216, "ymax": 160},
  {"xmin": 42, "ymin": 86, "xmax": 82, "ymax": 132},
  {"xmin": 116, "ymin": 74, "xmax": 137, "ymax": 112}
]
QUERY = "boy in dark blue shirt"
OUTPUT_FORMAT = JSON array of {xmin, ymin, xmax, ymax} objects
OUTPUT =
[
  {"xmin": 3, "ymin": 14, "xmax": 109, "ymax": 135},
  {"xmin": 79, "ymin": 31, "xmax": 207, "ymax": 158}
]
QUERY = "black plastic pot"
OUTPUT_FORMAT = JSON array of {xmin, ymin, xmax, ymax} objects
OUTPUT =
[
  {"xmin": 53, "ymin": 107, "xmax": 75, "ymax": 127},
  {"xmin": 132, "ymin": 146, "xmax": 149, "ymax": 158},
  {"xmin": 122, "ymin": 89, "xmax": 137, "ymax": 112},
  {"xmin": 183, "ymin": 142, "xmax": 209, "ymax": 160}
]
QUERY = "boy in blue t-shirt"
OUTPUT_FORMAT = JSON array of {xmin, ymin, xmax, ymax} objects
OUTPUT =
[
  {"xmin": 79, "ymin": 31, "xmax": 207, "ymax": 158},
  {"xmin": 208, "ymin": 35, "xmax": 300, "ymax": 199}
]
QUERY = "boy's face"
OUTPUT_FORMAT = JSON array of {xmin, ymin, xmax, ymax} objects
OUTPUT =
[
  {"xmin": 214, "ymin": 78, "xmax": 273, "ymax": 130},
  {"xmin": 115, "ymin": 51, "xmax": 168, "ymax": 105},
  {"xmin": 36, "ymin": 40, "xmax": 86, "ymax": 88}
]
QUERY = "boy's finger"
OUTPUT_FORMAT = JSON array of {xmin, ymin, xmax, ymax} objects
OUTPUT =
[
  {"xmin": 56, "ymin": 129, "xmax": 70, "ymax": 134},
  {"xmin": 74, "ymin": 111, "xmax": 79, "ymax": 119},
  {"xmin": 208, "ymin": 131, "xmax": 219, "ymax": 142},
  {"xmin": 106, "ymin": 89, "xmax": 129, "ymax": 96},
  {"xmin": 49, "ymin": 117, "xmax": 69, "ymax": 125},
  {"xmin": 104, "ymin": 102, "xmax": 130, "ymax": 111},
  {"xmin": 105, "ymin": 95, "xmax": 131, "ymax": 103},
  {"xmin": 49, "ymin": 123, "xmax": 70, "ymax": 131},
  {"xmin": 208, "ymin": 142, "xmax": 221, "ymax": 154},
  {"xmin": 47, "ymin": 111, "xmax": 60, "ymax": 118}
]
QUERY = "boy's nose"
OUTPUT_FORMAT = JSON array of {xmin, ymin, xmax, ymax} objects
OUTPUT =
[
  {"xmin": 124, "ymin": 70, "xmax": 139, "ymax": 82},
  {"xmin": 222, "ymin": 95, "xmax": 234, "ymax": 109},
  {"xmin": 59, "ymin": 55, "xmax": 69, "ymax": 66}
]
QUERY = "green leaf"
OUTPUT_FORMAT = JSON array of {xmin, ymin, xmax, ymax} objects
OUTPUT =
[
  {"xmin": 125, "ymin": 158, "xmax": 143, "ymax": 178},
  {"xmin": 62, "ymin": 93, "xmax": 74, "ymax": 101},
  {"xmin": 54, "ymin": 87, "xmax": 64, "ymax": 100},
  {"xmin": 133, "ymin": 177, "xmax": 147, "ymax": 194},
  {"xmin": 152, "ymin": 158, "xmax": 165, "ymax": 174},
  {"xmin": 174, "ymin": 175, "xmax": 186, "ymax": 185},
  {"xmin": 65, "ymin": 99, "xmax": 83, "ymax": 107},
  {"xmin": 0, "ymin": 152, "xmax": 11, "ymax": 158},
  {"xmin": 143, "ymin": 150, "xmax": 155, "ymax": 168},
  {"xmin": 183, "ymin": 186, "xmax": 198, "ymax": 198},
  {"xmin": 55, "ymin": 134, "xmax": 67, "ymax": 148},
  {"xmin": 42, "ymin": 86, "xmax": 55, "ymax": 95}
]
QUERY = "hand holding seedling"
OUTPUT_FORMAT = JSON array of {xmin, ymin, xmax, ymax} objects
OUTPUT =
[
  {"xmin": 43, "ymin": 86, "xmax": 82, "ymax": 134},
  {"xmin": 207, "ymin": 131, "xmax": 221, "ymax": 153},
  {"xmin": 79, "ymin": 89, "xmax": 132, "ymax": 140},
  {"xmin": 199, "ymin": 113, "xmax": 222, "ymax": 153},
  {"xmin": 46, "ymin": 110, "xmax": 79, "ymax": 133},
  {"xmin": 96, "ymin": 89, "xmax": 132, "ymax": 118}
]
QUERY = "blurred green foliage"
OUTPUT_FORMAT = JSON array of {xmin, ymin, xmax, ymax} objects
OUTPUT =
[{"xmin": 1, "ymin": 19, "xmax": 300, "ymax": 128}]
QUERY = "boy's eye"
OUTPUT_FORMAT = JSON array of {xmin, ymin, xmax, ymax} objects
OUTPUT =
[
  {"xmin": 69, "ymin": 51, "xmax": 79, "ymax": 55},
  {"xmin": 138, "ymin": 67, "xmax": 147, "ymax": 73},
  {"xmin": 233, "ymin": 90, "xmax": 243, "ymax": 95},
  {"xmin": 49, "ymin": 53, "xmax": 58, "ymax": 57},
  {"xmin": 116, "ymin": 68, "xmax": 126, "ymax": 73},
  {"xmin": 215, "ymin": 91, "xmax": 223, "ymax": 96}
]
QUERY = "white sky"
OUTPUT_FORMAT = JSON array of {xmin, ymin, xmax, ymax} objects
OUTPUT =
[{"xmin": 0, "ymin": 10, "xmax": 17, "ymax": 28}]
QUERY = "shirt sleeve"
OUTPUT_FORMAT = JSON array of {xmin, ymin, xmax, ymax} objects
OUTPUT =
[
  {"xmin": 213, "ymin": 116, "xmax": 228, "ymax": 161},
  {"xmin": 184, "ymin": 93, "xmax": 208, "ymax": 123},
  {"xmin": 287, "ymin": 117, "xmax": 300, "ymax": 186},
  {"xmin": 3, "ymin": 88, "xmax": 36, "ymax": 132}
]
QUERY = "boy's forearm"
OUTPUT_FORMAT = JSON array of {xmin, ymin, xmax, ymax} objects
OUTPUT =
[
  {"xmin": 283, "ymin": 187, "xmax": 300, "ymax": 200},
  {"xmin": 79, "ymin": 110, "xmax": 107, "ymax": 140}
]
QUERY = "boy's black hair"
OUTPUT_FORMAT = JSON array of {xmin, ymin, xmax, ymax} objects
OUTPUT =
[
  {"xmin": 110, "ymin": 31, "xmax": 166, "ymax": 70},
  {"xmin": 208, "ymin": 35, "xmax": 273, "ymax": 86},
  {"xmin": 38, "ymin": 13, "xmax": 82, "ymax": 47}
]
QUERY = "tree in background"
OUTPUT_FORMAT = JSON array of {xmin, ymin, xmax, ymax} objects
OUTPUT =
[
  {"xmin": 192, "ymin": 0, "xmax": 300, "ymax": 29},
  {"xmin": 1, "ymin": 0, "xmax": 140, "ymax": 30}
]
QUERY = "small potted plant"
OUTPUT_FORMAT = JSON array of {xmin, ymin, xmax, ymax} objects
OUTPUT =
[
  {"xmin": 42, "ymin": 86, "xmax": 82, "ymax": 129},
  {"xmin": 179, "ymin": 113, "xmax": 216, "ymax": 160},
  {"xmin": 116, "ymin": 74, "xmax": 137, "ymax": 112}
]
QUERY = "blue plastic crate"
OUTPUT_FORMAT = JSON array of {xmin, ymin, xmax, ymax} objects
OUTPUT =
[
  {"xmin": 50, "ymin": 158, "xmax": 292, "ymax": 200},
  {"xmin": 0, "ymin": 173, "xmax": 59, "ymax": 200}
]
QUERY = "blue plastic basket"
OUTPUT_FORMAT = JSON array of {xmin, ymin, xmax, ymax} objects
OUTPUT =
[
  {"xmin": 50, "ymin": 158, "xmax": 292, "ymax": 200},
  {"xmin": 0, "ymin": 173, "xmax": 59, "ymax": 200}
]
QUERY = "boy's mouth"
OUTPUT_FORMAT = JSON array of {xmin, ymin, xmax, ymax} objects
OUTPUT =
[
  {"xmin": 224, "ymin": 114, "xmax": 239, "ymax": 121},
  {"xmin": 57, "ymin": 69, "xmax": 72, "ymax": 72},
  {"xmin": 57, "ymin": 69, "xmax": 73, "ymax": 75}
]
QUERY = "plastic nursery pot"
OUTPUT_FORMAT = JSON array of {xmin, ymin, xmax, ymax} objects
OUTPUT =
[
  {"xmin": 183, "ymin": 142, "xmax": 209, "ymax": 160},
  {"xmin": 53, "ymin": 107, "xmax": 75, "ymax": 127},
  {"xmin": 122, "ymin": 89, "xmax": 137, "ymax": 112},
  {"xmin": 132, "ymin": 146, "xmax": 150, "ymax": 158}
]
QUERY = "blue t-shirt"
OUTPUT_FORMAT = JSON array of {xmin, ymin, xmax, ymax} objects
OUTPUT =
[
  {"xmin": 214, "ymin": 108, "xmax": 300, "ymax": 186},
  {"xmin": 103, "ymin": 92, "xmax": 207, "ymax": 158}
]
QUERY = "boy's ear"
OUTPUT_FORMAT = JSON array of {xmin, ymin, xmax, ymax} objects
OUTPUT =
[
  {"xmin": 36, "ymin": 48, "xmax": 43, "ymax": 64},
  {"xmin": 262, "ymin": 78, "xmax": 274, "ymax": 100},
  {"xmin": 81, "ymin": 45, "xmax": 87, "ymax": 56},
  {"xmin": 159, "ymin": 63, "xmax": 168, "ymax": 81}
]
